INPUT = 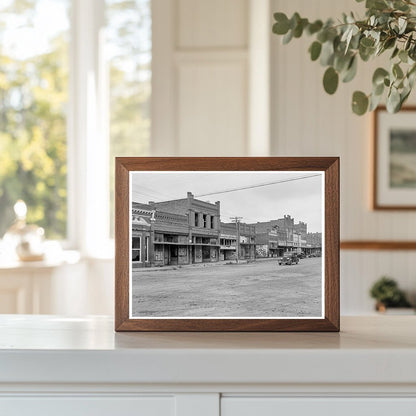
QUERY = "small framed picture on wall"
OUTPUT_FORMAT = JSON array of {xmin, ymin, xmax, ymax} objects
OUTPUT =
[{"xmin": 374, "ymin": 106, "xmax": 416, "ymax": 209}]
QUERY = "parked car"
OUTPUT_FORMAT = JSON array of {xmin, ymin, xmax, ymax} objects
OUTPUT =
[{"xmin": 278, "ymin": 253, "xmax": 299, "ymax": 265}]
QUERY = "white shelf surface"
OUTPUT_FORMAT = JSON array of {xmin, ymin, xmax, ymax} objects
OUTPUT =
[{"xmin": 0, "ymin": 315, "xmax": 415, "ymax": 387}]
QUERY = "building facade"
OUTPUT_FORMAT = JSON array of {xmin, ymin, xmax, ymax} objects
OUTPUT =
[
  {"xmin": 132, "ymin": 196, "xmax": 322, "ymax": 267},
  {"xmin": 252, "ymin": 215, "xmax": 322, "ymax": 257},
  {"xmin": 131, "ymin": 193, "xmax": 221, "ymax": 268},
  {"xmin": 219, "ymin": 222, "xmax": 256, "ymax": 261}
]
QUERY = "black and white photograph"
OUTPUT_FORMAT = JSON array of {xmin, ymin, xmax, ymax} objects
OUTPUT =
[{"xmin": 129, "ymin": 171, "xmax": 324, "ymax": 319}]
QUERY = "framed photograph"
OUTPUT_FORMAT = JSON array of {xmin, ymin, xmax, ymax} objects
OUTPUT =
[
  {"xmin": 374, "ymin": 106, "xmax": 416, "ymax": 209},
  {"xmin": 115, "ymin": 157, "xmax": 339, "ymax": 332}
]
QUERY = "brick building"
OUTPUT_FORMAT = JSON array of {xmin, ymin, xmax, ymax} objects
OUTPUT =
[
  {"xmin": 253, "ymin": 215, "xmax": 296, "ymax": 257},
  {"xmin": 306, "ymin": 232, "xmax": 322, "ymax": 255},
  {"xmin": 252, "ymin": 215, "xmax": 321, "ymax": 257},
  {"xmin": 219, "ymin": 222, "xmax": 256, "ymax": 261},
  {"xmin": 131, "ymin": 192, "xmax": 221, "ymax": 268},
  {"xmin": 294, "ymin": 221, "xmax": 307, "ymax": 239},
  {"xmin": 132, "ymin": 194, "xmax": 322, "ymax": 267}
]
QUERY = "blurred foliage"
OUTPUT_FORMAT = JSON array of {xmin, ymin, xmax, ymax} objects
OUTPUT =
[
  {"xmin": 0, "ymin": 0, "xmax": 151, "ymax": 239},
  {"xmin": 0, "ymin": 2, "xmax": 68, "ymax": 238},
  {"xmin": 369, "ymin": 276, "xmax": 412, "ymax": 307},
  {"xmin": 272, "ymin": 0, "xmax": 416, "ymax": 115}
]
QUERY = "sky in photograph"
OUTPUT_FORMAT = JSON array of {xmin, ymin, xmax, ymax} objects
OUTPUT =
[{"xmin": 131, "ymin": 171, "xmax": 323, "ymax": 232}]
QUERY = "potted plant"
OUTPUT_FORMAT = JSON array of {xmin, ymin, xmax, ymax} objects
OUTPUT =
[
  {"xmin": 369, "ymin": 276, "xmax": 413, "ymax": 312},
  {"xmin": 272, "ymin": 0, "xmax": 416, "ymax": 115}
]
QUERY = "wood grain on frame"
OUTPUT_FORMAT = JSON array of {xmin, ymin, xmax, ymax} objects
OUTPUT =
[
  {"xmin": 373, "ymin": 106, "xmax": 416, "ymax": 210},
  {"xmin": 115, "ymin": 157, "xmax": 340, "ymax": 332}
]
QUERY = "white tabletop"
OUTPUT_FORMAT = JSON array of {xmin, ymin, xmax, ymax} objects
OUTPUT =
[{"xmin": 0, "ymin": 315, "xmax": 415, "ymax": 386}]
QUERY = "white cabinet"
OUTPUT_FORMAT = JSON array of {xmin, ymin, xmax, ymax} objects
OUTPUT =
[
  {"xmin": 1, "ymin": 316, "xmax": 416, "ymax": 415},
  {"xmin": 1, "ymin": 397, "xmax": 175, "ymax": 416},
  {"xmin": 222, "ymin": 398, "xmax": 416, "ymax": 416}
]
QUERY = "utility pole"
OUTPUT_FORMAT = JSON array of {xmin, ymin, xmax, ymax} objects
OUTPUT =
[{"xmin": 230, "ymin": 216, "xmax": 242, "ymax": 263}]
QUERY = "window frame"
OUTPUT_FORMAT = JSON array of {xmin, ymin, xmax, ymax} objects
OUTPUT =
[
  {"xmin": 132, "ymin": 236, "xmax": 142, "ymax": 262},
  {"xmin": 67, "ymin": 0, "xmax": 110, "ymax": 257}
]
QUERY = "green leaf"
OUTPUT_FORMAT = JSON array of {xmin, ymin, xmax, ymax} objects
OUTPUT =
[
  {"xmin": 342, "ymin": 56, "xmax": 357, "ymax": 83},
  {"xmin": 393, "ymin": 0, "xmax": 410, "ymax": 11},
  {"xmin": 309, "ymin": 41, "xmax": 322, "ymax": 61},
  {"xmin": 317, "ymin": 31, "xmax": 327, "ymax": 43},
  {"xmin": 352, "ymin": 91, "xmax": 369, "ymax": 115},
  {"xmin": 290, "ymin": 12, "xmax": 301, "ymax": 30},
  {"xmin": 393, "ymin": 63, "xmax": 404, "ymax": 79},
  {"xmin": 405, "ymin": 34, "xmax": 413, "ymax": 51},
  {"xmin": 386, "ymin": 87, "xmax": 401, "ymax": 113},
  {"xmin": 307, "ymin": 20, "xmax": 323, "ymax": 35},
  {"xmin": 293, "ymin": 18, "xmax": 308, "ymax": 38},
  {"xmin": 320, "ymin": 41, "xmax": 335, "ymax": 66},
  {"xmin": 282, "ymin": 29, "xmax": 293, "ymax": 44},
  {"xmin": 366, "ymin": 0, "xmax": 388, "ymax": 10},
  {"xmin": 359, "ymin": 44, "xmax": 374, "ymax": 61},
  {"xmin": 383, "ymin": 37, "xmax": 396, "ymax": 50},
  {"xmin": 323, "ymin": 67, "xmax": 339, "ymax": 94},
  {"xmin": 334, "ymin": 52, "xmax": 351, "ymax": 72},
  {"xmin": 400, "ymin": 87, "xmax": 411, "ymax": 106},
  {"xmin": 360, "ymin": 37, "xmax": 375, "ymax": 48},
  {"xmin": 409, "ymin": 44, "xmax": 416, "ymax": 60},
  {"xmin": 273, "ymin": 13, "xmax": 290, "ymax": 35},
  {"xmin": 372, "ymin": 68, "xmax": 389, "ymax": 86},
  {"xmin": 399, "ymin": 49, "xmax": 408, "ymax": 63},
  {"xmin": 369, "ymin": 92, "xmax": 383, "ymax": 111},
  {"xmin": 374, "ymin": 82, "xmax": 385, "ymax": 96},
  {"xmin": 398, "ymin": 17, "xmax": 407, "ymax": 34},
  {"xmin": 391, "ymin": 47, "xmax": 399, "ymax": 59}
]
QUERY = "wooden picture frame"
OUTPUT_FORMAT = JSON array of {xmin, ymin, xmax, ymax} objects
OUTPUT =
[
  {"xmin": 373, "ymin": 106, "xmax": 416, "ymax": 210},
  {"xmin": 115, "ymin": 157, "xmax": 339, "ymax": 332}
]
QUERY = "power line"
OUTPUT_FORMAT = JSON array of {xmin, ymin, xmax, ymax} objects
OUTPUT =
[{"xmin": 195, "ymin": 174, "xmax": 322, "ymax": 197}]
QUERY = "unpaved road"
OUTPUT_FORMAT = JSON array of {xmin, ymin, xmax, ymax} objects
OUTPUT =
[{"xmin": 132, "ymin": 257, "xmax": 322, "ymax": 317}]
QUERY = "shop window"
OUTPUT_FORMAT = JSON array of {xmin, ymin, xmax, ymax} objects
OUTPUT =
[
  {"xmin": 132, "ymin": 236, "xmax": 141, "ymax": 261},
  {"xmin": 178, "ymin": 235, "xmax": 188, "ymax": 244}
]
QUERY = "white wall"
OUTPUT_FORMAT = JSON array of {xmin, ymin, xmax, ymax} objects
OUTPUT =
[
  {"xmin": 271, "ymin": 0, "xmax": 416, "ymax": 313},
  {"xmin": 152, "ymin": 0, "xmax": 253, "ymax": 156},
  {"xmin": 53, "ymin": 0, "xmax": 416, "ymax": 316}
]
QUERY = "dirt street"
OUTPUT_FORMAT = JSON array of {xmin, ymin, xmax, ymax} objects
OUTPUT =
[{"xmin": 131, "ymin": 257, "xmax": 322, "ymax": 318}]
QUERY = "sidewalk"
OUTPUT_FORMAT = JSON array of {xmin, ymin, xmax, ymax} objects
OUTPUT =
[{"xmin": 132, "ymin": 256, "xmax": 279, "ymax": 273}]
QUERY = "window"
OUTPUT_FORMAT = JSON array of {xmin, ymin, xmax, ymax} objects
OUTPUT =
[
  {"xmin": 132, "ymin": 236, "xmax": 141, "ymax": 261},
  {"xmin": 210, "ymin": 216, "xmax": 215, "ymax": 229},
  {"xmin": 0, "ymin": 0, "xmax": 70, "ymax": 239},
  {"xmin": 194, "ymin": 212, "xmax": 199, "ymax": 227},
  {"xmin": 0, "ymin": 0, "xmax": 151, "ymax": 254},
  {"xmin": 203, "ymin": 214, "xmax": 207, "ymax": 228},
  {"xmin": 145, "ymin": 236, "xmax": 149, "ymax": 262}
]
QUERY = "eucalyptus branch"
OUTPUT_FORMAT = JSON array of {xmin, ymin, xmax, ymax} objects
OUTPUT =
[{"xmin": 272, "ymin": 0, "xmax": 416, "ymax": 115}]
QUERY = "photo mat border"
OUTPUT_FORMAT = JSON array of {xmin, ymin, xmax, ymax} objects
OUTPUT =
[
  {"xmin": 115, "ymin": 157, "xmax": 340, "ymax": 332},
  {"xmin": 128, "ymin": 170, "xmax": 325, "ymax": 320}
]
